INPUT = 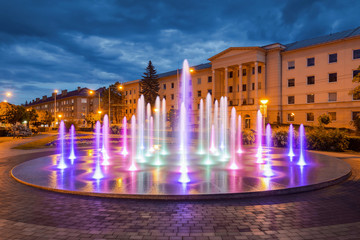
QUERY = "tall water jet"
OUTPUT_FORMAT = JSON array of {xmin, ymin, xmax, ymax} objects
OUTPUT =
[
  {"xmin": 179, "ymin": 103, "xmax": 190, "ymax": 183},
  {"xmin": 93, "ymin": 121, "xmax": 103, "ymax": 179},
  {"xmin": 153, "ymin": 96, "xmax": 162, "ymax": 165},
  {"xmin": 149, "ymin": 116, "xmax": 154, "ymax": 153},
  {"xmin": 198, "ymin": 99, "xmax": 204, "ymax": 154},
  {"xmin": 210, "ymin": 124, "xmax": 216, "ymax": 153},
  {"xmin": 263, "ymin": 124, "xmax": 274, "ymax": 177},
  {"xmin": 297, "ymin": 124, "xmax": 306, "ymax": 166},
  {"xmin": 121, "ymin": 117, "xmax": 128, "ymax": 156},
  {"xmin": 219, "ymin": 97, "xmax": 225, "ymax": 151},
  {"xmin": 146, "ymin": 103, "xmax": 152, "ymax": 155},
  {"xmin": 213, "ymin": 99, "xmax": 219, "ymax": 154},
  {"xmin": 57, "ymin": 120, "xmax": 67, "ymax": 169},
  {"xmin": 256, "ymin": 110, "xmax": 264, "ymax": 163},
  {"xmin": 129, "ymin": 115, "xmax": 137, "ymax": 171},
  {"xmin": 205, "ymin": 93, "xmax": 212, "ymax": 164},
  {"xmin": 137, "ymin": 95, "xmax": 145, "ymax": 162},
  {"xmin": 68, "ymin": 124, "xmax": 76, "ymax": 164},
  {"xmin": 161, "ymin": 98, "xmax": 167, "ymax": 155},
  {"xmin": 102, "ymin": 114, "xmax": 110, "ymax": 165},
  {"xmin": 288, "ymin": 124, "xmax": 295, "ymax": 157},
  {"xmin": 237, "ymin": 115, "xmax": 243, "ymax": 154},
  {"xmin": 229, "ymin": 108, "xmax": 238, "ymax": 169},
  {"xmin": 223, "ymin": 96, "xmax": 228, "ymax": 158}
]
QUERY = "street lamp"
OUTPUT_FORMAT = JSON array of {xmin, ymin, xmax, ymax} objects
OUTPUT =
[
  {"xmin": 58, "ymin": 114, "xmax": 62, "ymax": 123},
  {"xmin": 89, "ymin": 90, "xmax": 101, "ymax": 114},
  {"xmin": 260, "ymin": 99, "xmax": 269, "ymax": 132},
  {"xmin": 54, "ymin": 90, "xmax": 58, "ymax": 126},
  {"xmin": 189, "ymin": 68, "xmax": 194, "ymax": 73},
  {"xmin": 108, "ymin": 84, "xmax": 124, "ymax": 124}
]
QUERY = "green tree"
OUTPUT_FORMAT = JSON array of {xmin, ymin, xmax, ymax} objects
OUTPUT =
[
  {"xmin": 24, "ymin": 108, "xmax": 38, "ymax": 127},
  {"xmin": 350, "ymin": 65, "xmax": 360, "ymax": 100},
  {"xmin": 351, "ymin": 113, "xmax": 360, "ymax": 135},
  {"xmin": 140, "ymin": 60, "xmax": 160, "ymax": 106},
  {"xmin": 85, "ymin": 112, "xmax": 100, "ymax": 130},
  {"xmin": 167, "ymin": 109, "xmax": 179, "ymax": 131},
  {"xmin": 318, "ymin": 114, "xmax": 331, "ymax": 127},
  {"xmin": 39, "ymin": 111, "xmax": 54, "ymax": 127},
  {"xmin": 101, "ymin": 82, "xmax": 124, "ymax": 123},
  {"xmin": 4, "ymin": 105, "xmax": 27, "ymax": 125}
]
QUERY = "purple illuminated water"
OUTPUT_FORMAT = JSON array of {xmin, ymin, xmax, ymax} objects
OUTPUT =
[
  {"xmin": 298, "ymin": 124, "xmax": 306, "ymax": 166},
  {"xmin": 121, "ymin": 117, "xmax": 128, "ymax": 156},
  {"xmin": 288, "ymin": 124, "xmax": 295, "ymax": 157},
  {"xmin": 57, "ymin": 120, "xmax": 67, "ymax": 169},
  {"xmin": 68, "ymin": 124, "xmax": 76, "ymax": 164}
]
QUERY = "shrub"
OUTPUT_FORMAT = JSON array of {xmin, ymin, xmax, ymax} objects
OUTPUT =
[
  {"xmin": 110, "ymin": 125, "xmax": 121, "ymax": 134},
  {"xmin": 351, "ymin": 115, "xmax": 360, "ymax": 135},
  {"xmin": 347, "ymin": 136, "xmax": 360, "ymax": 152},
  {"xmin": 318, "ymin": 114, "xmax": 331, "ymax": 126},
  {"xmin": 242, "ymin": 129, "xmax": 255, "ymax": 145},
  {"xmin": 272, "ymin": 127, "xmax": 288, "ymax": 147},
  {"xmin": 306, "ymin": 128, "xmax": 349, "ymax": 152}
]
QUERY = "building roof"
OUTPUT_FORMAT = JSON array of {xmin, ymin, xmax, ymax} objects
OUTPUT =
[
  {"xmin": 157, "ymin": 62, "xmax": 211, "ymax": 78},
  {"xmin": 284, "ymin": 26, "xmax": 360, "ymax": 51},
  {"xmin": 25, "ymin": 87, "xmax": 105, "ymax": 107},
  {"xmin": 208, "ymin": 47, "xmax": 265, "ymax": 61}
]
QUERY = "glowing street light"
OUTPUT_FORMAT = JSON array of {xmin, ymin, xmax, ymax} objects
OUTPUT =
[
  {"xmin": 6, "ymin": 92, "xmax": 12, "ymax": 97},
  {"xmin": 260, "ymin": 98, "xmax": 269, "ymax": 133},
  {"xmin": 189, "ymin": 68, "xmax": 194, "ymax": 73}
]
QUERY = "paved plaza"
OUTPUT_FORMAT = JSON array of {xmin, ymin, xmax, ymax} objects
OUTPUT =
[{"xmin": 1, "ymin": 142, "xmax": 360, "ymax": 240}]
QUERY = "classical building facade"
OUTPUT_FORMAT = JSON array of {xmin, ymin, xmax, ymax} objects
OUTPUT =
[
  {"xmin": 122, "ymin": 27, "xmax": 360, "ymax": 129},
  {"xmin": 25, "ymin": 87, "xmax": 103, "ymax": 126}
]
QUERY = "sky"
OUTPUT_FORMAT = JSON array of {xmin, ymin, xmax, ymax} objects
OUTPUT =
[{"xmin": 0, "ymin": 0, "xmax": 359, "ymax": 105}]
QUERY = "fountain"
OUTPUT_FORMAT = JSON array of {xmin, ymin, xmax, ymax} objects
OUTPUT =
[{"xmin": 11, "ymin": 59, "xmax": 351, "ymax": 199}]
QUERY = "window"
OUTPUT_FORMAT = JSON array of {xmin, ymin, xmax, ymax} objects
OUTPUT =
[
  {"xmin": 307, "ymin": 57, "xmax": 315, "ymax": 66},
  {"xmin": 307, "ymin": 94, "xmax": 315, "ymax": 103},
  {"xmin": 81, "ymin": 98, "xmax": 87, "ymax": 103},
  {"xmin": 353, "ymin": 49, "xmax": 360, "ymax": 59},
  {"xmin": 71, "ymin": 99, "xmax": 74, "ymax": 104},
  {"xmin": 288, "ymin": 96, "xmax": 295, "ymax": 104},
  {"xmin": 242, "ymin": 84, "xmax": 246, "ymax": 91},
  {"xmin": 197, "ymin": 104, "xmax": 200, "ymax": 109},
  {"xmin": 208, "ymin": 76, "xmax": 212, "ymax": 83},
  {"xmin": 307, "ymin": 113, "xmax": 314, "ymax": 121},
  {"xmin": 125, "ymin": 109, "xmax": 128, "ymax": 114},
  {"xmin": 229, "ymin": 86, "xmax": 233, "ymax": 93},
  {"xmin": 130, "ymin": 90, "xmax": 132, "ymax": 95},
  {"xmin": 258, "ymin": 82, "xmax": 261, "ymax": 89},
  {"xmin": 130, "ymin": 100, "xmax": 132, "ymax": 104},
  {"xmin": 163, "ymin": 84, "xmax": 166, "ymax": 90},
  {"xmin": 208, "ymin": 89, "xmax": 212, "ymax": 94},
  {"xmin": 134, "ymin": 99, "xmax": 136, "ymax": 103},
  {"xmin": 329, "ymin": 53, "xmax": 337, "ymax": 63},
  {"xmin": 288, "ymin": 113, "xmax": 295, "ymax": 122},
  {"xmin": 130, "ymin": 109, "xmax": 132, "ymax": 113},
  {"xmin": 229, "ymin": 71, "xmax": 233, "ymax": 78},
  {"xmin": 242, "ymin": 69, "xmax": 246, "ymax": 76},
  {"xmin": 258, "ymin": 66, "xmax": 262, "ymax": 73},
  {"xmin": 307, "ymin": 76, "xmax": 315, "ymax": 85},
  {"xmin": 171, "ymin": 82, "xmax": 175, "ymax": 88},
  {"xmin": 353, "ymin": 70, "xmax": 360, "ymax": 78},
  {"xmin": 125, "ymin": 100, "xmax": 128, "ymax": 104},
  {"xmin": 328, "ymin": 92, "xmax": 337, "ymax": 102},
  {"xmin": 329, "ymin": 73, "xmax": 337, "ymax": 82},
  {"xmin": 197, "ymin": 91, "xmax": 201, "ymax": 97},
  {"xmin": 252, "ymin": 83, "xmax": 255, "ymax": 90},
  {"xmin": 352, "ymin": 111, "xmax": 360, "ymax": 120},
  {"xmin": 288, "ymin": 79, "xmax": 295, "ymax": 87},
  {"xmin": 126, "ymin": 91, "xmax": 128, "ymax": 95},
  {"xmin": 288, "ymin": 61, "xmax": 295, "ymax": 70},
  {"xmin": 171, "ymin": 94, "xmax": 174, "ymax": 100},
  {"xmin": 252, "ymin": 67, "xmax": 255, "ymax": 75},
  {"xmin": 329, "ymin": 112, "xmax": 336, "ymax": 121},
  {"xmin": 229, "ymin": 100, "xmax": 233, "ymax": 106}
]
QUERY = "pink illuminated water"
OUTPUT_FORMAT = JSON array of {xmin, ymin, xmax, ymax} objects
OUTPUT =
[
  {"xmin": 121, "ymin": 117, "xmax": 128, "ymax": 156},
  {"xmin": 68, "ymin": 124, "xmax": 76, "ymax": 164},
  {"xmin": 57, "ymin": 121, "xmax": 67, "ymax": 169}
]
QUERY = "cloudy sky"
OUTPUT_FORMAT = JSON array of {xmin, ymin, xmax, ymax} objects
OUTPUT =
[{"xmin": 0, "ymin": 0, "xmax": 358, "ymax": 104}]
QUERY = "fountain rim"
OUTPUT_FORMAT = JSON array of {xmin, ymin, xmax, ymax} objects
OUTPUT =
[{"xmin": 10, "ymin": 149, "xmax": 351, "ymax": 201}]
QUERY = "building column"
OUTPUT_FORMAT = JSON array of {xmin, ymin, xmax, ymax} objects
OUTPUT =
[
  {"xmin": 212, "ymin": 69, "xmax": 215, "ymax": 100},
  {"xmin": 255, "ymin": 61, "xmax": 259, "ymax": 108},
  {"xmin": 238, "ymin": 64, "xmax": 242, "ymax": 107},
  {"xmin": 224, "ymin": 67, "xmax": 228, "ymax": 98}
]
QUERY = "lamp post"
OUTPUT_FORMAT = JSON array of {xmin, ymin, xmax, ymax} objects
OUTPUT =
[
  {"xmin": 108, "ymin": 84, "xmax": 123, "ymax": 124},
  {"xmin": 260, "ymin": 99, "xmax": 269, "ymax": 133},
  {"xmin": 53, "ymin": 90, "xmax": 58, "ymax": 126}
]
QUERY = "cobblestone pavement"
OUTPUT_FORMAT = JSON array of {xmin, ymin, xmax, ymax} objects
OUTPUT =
[{"xmin": 1, "ymin": 150, "xmax": 360, "ymax": 240}]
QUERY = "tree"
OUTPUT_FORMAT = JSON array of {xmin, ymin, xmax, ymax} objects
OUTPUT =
[
  {"xmin": 101, "ymin": 82, "xmax": 124, "ymax": 123},
  {"xmin": 140, "ymin": 60, "xmax": 160, "ymax": 106},
  {"xmin": 318, "ymin": 114, "xmax": 331, "ymax": 127},
  {"xmin": 24, "ymin": 108, "xmax": 38, "ymax": 127},
  {"xmin": 85, "ymin": 112, "xmax": 100, "ymax": 130},
  {"xmin": 351, "ymin": 113, "xmax": 360, "ymax": 135},
  {"xmin": 38, "ymin": 111, "xmax": 53, "ymax": 127},
  {"xmin": 4, "ymin": 105, "xmax": 27, "ymax": 125},
  {"xmin": 350, "ymin": 65, "xmax": 360, "ymax": 100},
  {"xmin": 167, "ymin": 109, "xmax": 179, "ymax": 131}
]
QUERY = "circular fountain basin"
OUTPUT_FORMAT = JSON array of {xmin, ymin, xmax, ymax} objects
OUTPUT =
[{"xmin": 11, "ymin": 146, "xmax": 351, "ymax": 200}]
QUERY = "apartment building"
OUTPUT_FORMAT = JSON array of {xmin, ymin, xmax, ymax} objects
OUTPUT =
[
  {"xmin": 25, "ymin": 87, "xmax": 103, "ymax": 126},
  {"xmin": 122, "ymin": 26, "xmax": 360, "ymax": 129}
]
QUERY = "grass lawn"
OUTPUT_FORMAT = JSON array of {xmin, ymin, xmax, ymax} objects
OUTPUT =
[{"xmin": 13, "ymin": 135, "xmax": 58, "ymax": 150}]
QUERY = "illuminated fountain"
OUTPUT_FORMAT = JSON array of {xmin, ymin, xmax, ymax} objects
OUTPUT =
[{"xmin": 11, "ymin": 59, "xmax": 351, "ymax": 199}]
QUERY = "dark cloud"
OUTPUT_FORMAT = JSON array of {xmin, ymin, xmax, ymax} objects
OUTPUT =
[{"xmin": 0, "ymin": 0, "xmax": 358, "ymax": 104}]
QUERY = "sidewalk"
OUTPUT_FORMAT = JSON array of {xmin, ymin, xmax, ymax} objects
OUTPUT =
[{"xmin": 0, "ymin": 134, "xmax": 56, "ymax": 159}]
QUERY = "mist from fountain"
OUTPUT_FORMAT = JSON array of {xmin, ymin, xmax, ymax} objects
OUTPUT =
[
  {"xmin": 69, "ymin": 124, "xmax": 76, "ymax": 164},
  {"xmin": 229, "ymin": 107, "xmax": 238, "ymax": 169},
  {"xmin": 263, "ymin": 124, "xmax": 274, "ymax": 177},
  {"xmin": 256, "ymin": 110, "xmax": 263, "ymax": 163},
  {"xmin": 57, "ymin": 120, "xmax": 67, "ymax": 169},
  {"xmin": 129, "ymin": 115, "xmax": 137, "ymax": 171},
  {"xmin": 121, "ymin": 117, "xmax": 128, "ymax": 156},
  {"xmin": 102, "ymin": 114, "xmax": 110, "ymax": 165},
  {"xmin": 93, "ymin": 121, "xmax": 103, "ymax": 179},
  {"xmin": 288, "ymin": 124, "xmax": 295, "ymax": 157},
  {"xmin": 198, "ymin": 99, "xmax": 204, "ymax": 154}
]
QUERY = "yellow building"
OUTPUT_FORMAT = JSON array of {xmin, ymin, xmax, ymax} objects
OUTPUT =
[{"xmin": 123, "ymin": 27, "xmax": 360, "ymax": 129}]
